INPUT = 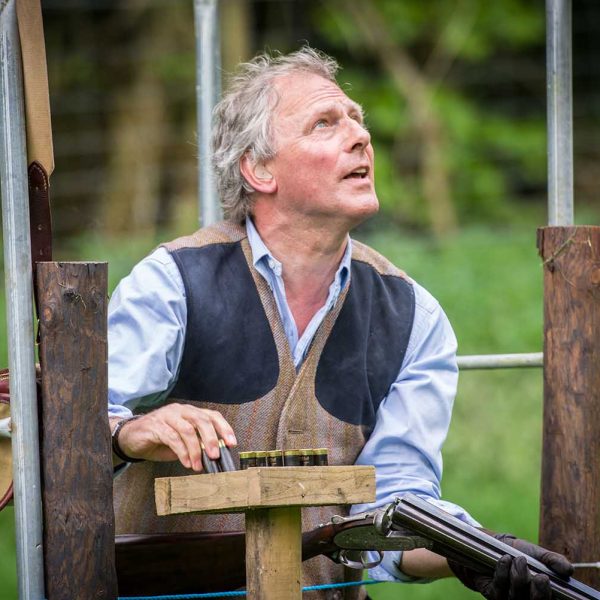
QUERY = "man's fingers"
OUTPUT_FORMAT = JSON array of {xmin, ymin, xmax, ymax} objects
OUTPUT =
[
  {"xmin": 539, "ymin": 551, "xmax": 574, "ymax": 579},
  {"xmin": 168, "ymin": 417, "xmax": 204, "ymax": 471},
  {"xmin": 205, "ymin": 409, "xmax": 237, "ymax": 448},
  {"xmin": 185, "ymin": 408, "xmax": 237, "ymax": 459},
  {"xmin": 185, "ymin": 413, "xmax": 220, "ymax": 459},
  {"xmin": 531, "ymin": 574, "xmax": 552, "ymax": 600},
  {"xmin": 117, "ymin": 403, "xmax": 237, "ymax": 470},
  {"xmin": 513, "ymin": 538, "xmax": 574, "ymax": 579},
  {"xmin": 509, "ymin": 556, "xmax": 531, "ymax": 600},
  {"xmin": 156, "ymin": 423, "xmax": 192, "ymax": 470},
  {"xmin": 489, "ymin": 554, "xmax": 512, "ymax": 600}
]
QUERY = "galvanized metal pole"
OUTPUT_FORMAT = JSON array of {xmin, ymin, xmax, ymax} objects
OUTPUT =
[
  {"xmin": 546, "ymin": 0, "xmax": 573, "ymax": 225},
  {"xmin": 195, "ymin": 0, "xmax": 222, "ymax": 226},
  {"xmin": 457, "ymin": 352, "xmax": 543, "ymax": 370},
  {"xmin": 0, "ymin": 1, "xmax": 46, "ymax": 599}
]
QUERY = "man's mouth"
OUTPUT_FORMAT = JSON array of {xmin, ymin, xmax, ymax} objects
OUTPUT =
[{"xmin": 343, "ymin": 166, "xmax": 369, "ymax": 180}]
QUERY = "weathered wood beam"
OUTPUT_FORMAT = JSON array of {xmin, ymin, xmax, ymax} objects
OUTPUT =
[{"xmin": 155, "ymin": 465, "xmax": 376, "ymax": 515}]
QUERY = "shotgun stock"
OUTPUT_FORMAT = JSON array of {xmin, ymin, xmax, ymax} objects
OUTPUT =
[
  {"xmin": 115, "ymin": 495, "xmax": 600, "ymax": 599},
  {"xmin": 115, "ymin": 512, "xmax": 415, "ymax": 596}
]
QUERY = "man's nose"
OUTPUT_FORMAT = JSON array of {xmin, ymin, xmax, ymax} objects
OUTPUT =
[{"xmin": 345, "ymin": 116, "xmax": 371, "ymax": 151}]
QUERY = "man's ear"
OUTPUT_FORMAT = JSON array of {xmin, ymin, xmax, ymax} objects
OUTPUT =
[{"xmin": 240, "ymin": 154, "xmax": 277, "ymax": 194}]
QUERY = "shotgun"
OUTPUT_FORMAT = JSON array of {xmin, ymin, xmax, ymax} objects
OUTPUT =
[
  {"xmin": 115, "ymin": 508, "xmax": 426, "ymax": 596},
  {"xmin": 115, "ymin": 494, "xmax": 600, "ymax": 599}
]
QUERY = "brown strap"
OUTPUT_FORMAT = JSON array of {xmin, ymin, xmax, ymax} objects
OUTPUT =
[
  {"xmin": 16, "ymin": 0, "xmax": 54, "ymax": 276},
  {"xmin": 27, "ymin": 161, "xmax": 52, "ymax": 268},
  {"xmin": 16, "ymin": 0, "xmax": 54, "ymax": 175}
]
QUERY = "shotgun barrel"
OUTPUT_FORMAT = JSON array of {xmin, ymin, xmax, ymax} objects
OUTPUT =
[{"xmin": 390, "ymin": 494, "xmax": 600, "ymax": 600}]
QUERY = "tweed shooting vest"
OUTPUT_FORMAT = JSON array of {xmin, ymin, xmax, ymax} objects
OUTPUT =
[{"xmin": 113, "ymin": 221, "xmax": 416, "ymax": 598}]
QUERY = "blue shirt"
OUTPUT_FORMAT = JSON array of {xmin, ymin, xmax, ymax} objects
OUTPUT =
[{"xmin": 107, "ymin": 219, "xmax": 478, "ymax": 582}]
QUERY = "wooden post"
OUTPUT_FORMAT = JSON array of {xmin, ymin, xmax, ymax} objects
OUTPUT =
[
  {"xmin": 538, "ymin": 226, "xmax": 600, "ymax": 588},
  {"xmin": 37, "ymin": 262, "xmax": 117, "ymax": 600},
  {"xmin": 246, "ymin": 506, "xmax": 302, "ymax": 599}
]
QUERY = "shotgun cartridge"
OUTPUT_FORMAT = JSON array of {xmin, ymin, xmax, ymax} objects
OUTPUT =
[
  {"xmin": 266, "ymin": 450, "xmax": 283, "ymax": 467},
  {"xmin": 254, "ymin": 451, "xmax": 268, "ymax": 467},
  {"xmin": 217, "ymin": 439, "xmax": 237, "ymax": 472},
  {"xmin": 283, "ymin": 449, "xmax": 301, "ymax": 466},
  {"xmin": 200, "ymin": 443, "xmax": 220, "ymax": 474},
  {"xmin": 313, "ymin": 448, "xmax": 329, "ymax": 466},
  {"xmin": 299, "ymin": 449, "xmax": 315, "ymax": 466},
  {"xmin": 238, "ymin": 451, "xmax": 256, "ymax": 470}
]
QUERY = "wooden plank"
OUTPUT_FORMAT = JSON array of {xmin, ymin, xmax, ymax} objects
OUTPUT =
[
  {"xmin": 537, "ymin": 226, "xmax": 600, "ymax": 589},
  {"xmin": 37, "ymin": 262, "xmax": 117, "ymax": 600},
  {"xmin": 246, "ymin": 507, "xmax": 302, "ymax": 600},
  {"xmin": 156, "ymin": 465, "xmax": 376, "ymax": 515}
]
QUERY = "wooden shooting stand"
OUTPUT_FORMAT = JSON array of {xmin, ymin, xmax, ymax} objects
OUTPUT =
[{"xmin": 155, "ymin": 465, "xmax": 376, "ymax": 600}]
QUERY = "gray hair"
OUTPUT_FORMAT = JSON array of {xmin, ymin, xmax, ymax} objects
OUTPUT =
[{"xmin": 211, "ymin": 47, "xmax": 340, "ymax": 222}]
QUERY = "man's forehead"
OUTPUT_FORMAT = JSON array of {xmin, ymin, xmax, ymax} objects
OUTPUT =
[{"xmin": 272, "ymin": 72, "xmax": 362, "ymax": 117}]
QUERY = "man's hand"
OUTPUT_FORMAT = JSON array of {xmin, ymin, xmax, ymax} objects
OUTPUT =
[
  {"xmin": 110, "ymin": 404, "xmax": 237, "ymax": 471},
  {"xmin": 448, "ymin": 533, "xmax": 573, "ymax": 599}
]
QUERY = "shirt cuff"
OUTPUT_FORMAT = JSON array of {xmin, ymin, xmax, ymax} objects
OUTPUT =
[
  {"xmin": 109, "ymin": 404, "xmax": 134, "ymax": 420},
  {"xmin": 113, "ymin": 462, "xmax": 130, "ymax": 476},
  {"xmin": 369, "ymin": 551, "xmax": 435, "ymax": 584}
]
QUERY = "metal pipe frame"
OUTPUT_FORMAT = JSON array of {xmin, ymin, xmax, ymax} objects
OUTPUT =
[
  {"xmin": 0, "ymin": 1, "xmax": 46, "ymax": 598},
  {"xmin": 195, "ymin": 0, "xmax": 222, "ymax": 227},
  {"xmin": 546, "ymin": 0, "xmax": 573, "ymax": 226},
  {"xmin": 457, "ymin": 353, "xmax": 543, "ymax": 371}
]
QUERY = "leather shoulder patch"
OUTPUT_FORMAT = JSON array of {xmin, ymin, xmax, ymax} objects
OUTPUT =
[
  {"xmin": 168, "ymin": 240, "xmax": 279, "ymax": 403},
  {"xmin": 315, "ymin": 259, "xmax": 415, "ymax": 428}
]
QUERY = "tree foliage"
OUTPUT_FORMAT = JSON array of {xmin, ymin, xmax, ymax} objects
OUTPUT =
[{"xmin": 310, "ymin": 0, "xmax": 547, "ymax": 235}]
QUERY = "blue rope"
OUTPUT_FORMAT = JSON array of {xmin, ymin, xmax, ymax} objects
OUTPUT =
[{"xmin": 118, "ymin": 578, "xmax": 380, "ymax": 599}]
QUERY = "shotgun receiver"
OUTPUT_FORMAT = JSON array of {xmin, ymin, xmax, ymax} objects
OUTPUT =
[{"xmin": 115, "ymin": 494, "xmax": 600, "ymax": 599}]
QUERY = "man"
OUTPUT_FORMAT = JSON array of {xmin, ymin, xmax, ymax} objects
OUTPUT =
[{"xmin": 108, "ymin": 47, "xmax": 571, "ymax": 599}]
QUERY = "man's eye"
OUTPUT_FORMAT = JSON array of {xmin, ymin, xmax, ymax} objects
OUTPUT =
[
  {"xmin": 314, "ymin": 120, "xmax": 329, "ymax": 129},
  {"xmin": 351, "ymin": 115, "xmax": 367, "ymax": 129}
]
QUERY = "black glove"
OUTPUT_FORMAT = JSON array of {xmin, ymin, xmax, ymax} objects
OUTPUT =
[{"xmin": 448, "ymin": 533, "xmax": 573, "ymax": 599}]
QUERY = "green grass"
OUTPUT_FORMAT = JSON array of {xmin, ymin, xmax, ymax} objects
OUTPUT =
[{"xmin": 0, "ymin": 223, "xmax": 548, "ymax": 599}]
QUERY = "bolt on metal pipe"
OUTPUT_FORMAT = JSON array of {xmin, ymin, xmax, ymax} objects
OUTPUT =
[
  {"xmin": 546, "ymin": 0, "xmax": 574, "ymax": 226},
  {"xmin": 195, "ymin": 0, "xmax": 222, "ymax": 227},
  {"xmin": 0, "ymin": 1, "xmax": 46, "ymax": 598},
  {"xmin": 0, "ymin": 417, "xmax": 11, "ymax": 438}
]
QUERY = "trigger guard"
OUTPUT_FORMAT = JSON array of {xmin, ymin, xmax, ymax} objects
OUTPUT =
[{"xmin": 338, "ymin": 549, "xmax": 383, "ymax": 570}]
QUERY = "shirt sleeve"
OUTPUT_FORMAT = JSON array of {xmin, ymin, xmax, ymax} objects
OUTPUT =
[
  {"xmin": 349, "ymin": 281, "xmax": 479, "ymax": 582},
  {"xmin": 108, "ymin": 247, "xmax": 187, "ymax": 419}
]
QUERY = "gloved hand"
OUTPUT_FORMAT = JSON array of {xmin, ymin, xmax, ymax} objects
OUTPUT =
[{"xmin": 448, "ymin": 533, "xmax": 573, "ymax": 599}]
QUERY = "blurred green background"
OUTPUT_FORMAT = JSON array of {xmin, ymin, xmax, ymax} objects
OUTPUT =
[{"xmin": 1, "ymin": 0, "xmax": 600, "ymax": 598}]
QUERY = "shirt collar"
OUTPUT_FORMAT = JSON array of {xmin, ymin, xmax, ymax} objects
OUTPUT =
[{"xmin": 245, "ymin": 217, "xmax": 352, "ymax": 290}]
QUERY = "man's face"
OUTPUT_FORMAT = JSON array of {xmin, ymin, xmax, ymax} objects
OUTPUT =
[{"xmin": 264, "ymin": 72, "xmax": 379, "ymax": 229}]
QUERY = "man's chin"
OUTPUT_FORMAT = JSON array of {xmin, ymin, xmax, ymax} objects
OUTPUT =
[
  {"xmin": 355, "ymin": 196, "xmax": 379, "ymax": 222},
  {"xmin": 347, "ymin": 197, "xmax": 379, "ymax": 226}
]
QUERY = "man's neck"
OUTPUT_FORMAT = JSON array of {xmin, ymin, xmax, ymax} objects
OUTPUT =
[{"xmin": 251, "ymin": 214, "xmax": 349, "ymax": 337}]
